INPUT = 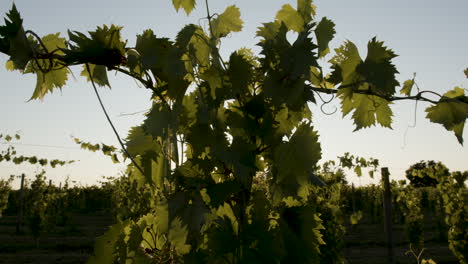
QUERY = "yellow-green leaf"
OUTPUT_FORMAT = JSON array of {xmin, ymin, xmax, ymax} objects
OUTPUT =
[
  {"xmin": 86, "ymin": 221, "xmax": 129, "ymax": 264},
  {"xmin": 350, "ymin": 211, "xmax": 363, "ymax": 225},
  {"xmin": 30, "ymin": 67, "xmax": 69, "ymax": 100},
  {"xmin": 276, "ymin": 4, "xmax": 304, "ymax": 32},
  {"xmin": 400, "ymin": 78, "xmax": 414, "ymax": 96},
  {"xmin": 425, "ymin": 87, "xmax": 468, "ymax": 144},
  {"xmin": 172, "ymin": 0, "xmax": 196, "ymax": 15},
  {"xmin": 340, "ymin": 91, "xmax": 393, "ymax": 130},
  {"xmin": 354, "ymin": 166, "xmax": 362, "ymax": 177},
  {"xmin": 297, "ymin": 0, "xmax": 316, "ymax": 23},
  {"xmin": 329, "ymin": 41, "xmax": 362, "ymax": 85},
  {"xmin": 5, "ymin": 60, "xmax": 14, "ymax": 71},
  {"xmin": 211, "ymin": 5, "xmax": 243, "ymax": 38},
  {"xmin": 81, "ymin": 64, "xmax": 110, "ymax": 87},
  {"xmin": 29, "ymin": 33, "xmax": 69, "ymax": 100}
]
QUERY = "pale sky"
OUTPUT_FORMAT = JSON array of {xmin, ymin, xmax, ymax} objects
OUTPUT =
[{"xmin": 1, "ymin": 0, "xmax": 467, "ymax": 189}]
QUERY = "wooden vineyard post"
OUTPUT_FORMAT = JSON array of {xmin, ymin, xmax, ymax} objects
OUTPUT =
[
  {"xmin": 16, "ymin": 173, "xmax": 25, "ymax": 234},
  {"xmin": 381, "ymin": 167, "xmax": 395, "ymax": 264},
  {"xmin": 351, "ymin": 183, "xmax": 356, "ymax": 213}
]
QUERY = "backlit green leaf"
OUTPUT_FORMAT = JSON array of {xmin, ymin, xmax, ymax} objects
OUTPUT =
[
  {"xmin": 314, "ymin": 17, "xmax": 335, "ymax": 58},
  {"xmin": 65, "ymin": 25, "xmax": 126, "ymax": 67},
  {"xmin": 30, "ymin": 66, "xmax": 69, "ymax": 100},
  {"xmin": 176, "ymin": 24, "xmax": 211, "ymax": 68},
  {"xmin": 297, "ymin": 0, "xmax": 316, "ymax": 23},
  {"xmin": 172, "ymin": 0, "xmax": 196, "ymax": 15},
  {"xmin": 168, "ymin": 217, "xmax": 191, "ymax": 255},
  {"xmin": 354, "ymin": 166, "xmax": 362, "ymax": 177},
  {"xmin": 329, "ymin": 41, "xmax": 362, "ymax": 85},
  {"xmin": 273, "ymin": 123, "xmax": 321, "ymax": 194},
  {"xmin": 340, "ymin": 90, "xmax": 393, "ymax": 130},
  {"xmin": 5, "ymin": 60, "xmax": 14, "ymax": 71},
  {"xmin": 211, "ymin": 5, "xmax": 243, "ymax": 38},
  {"xmin": 0, "ymin": 4, "xmax": 33, "ymax": 70},
  {"xmin": 276, "ymin": 4, "xmax": 304, "ymax": 32},
  {"xmin": 86, "ymin": 221, "xmax": 129, "ymax": 264},
  {"xmin": 400, "ymin": 78, "xmax": 414, "ymax": 96},
  {"xmin": 81, "ymin": 64, "xmax": 110, "ymax": 87},
  {"xmin": 125, "ymin": 126, "xmax": 159, "ymax": 157},
  {"xmin": 28, "ymin": 33, "xmax": 69, "ymax": 100},
  {"xmin": 426, "ymin": 87, "xmax": 468, "ymax": 144},
  {"xmin": 357, "ymin": 37, "xmax": 399, "ymax": 96},
  {"xmin": 350, "ymin": 211, "xmax": 362, "ymax": 225}
]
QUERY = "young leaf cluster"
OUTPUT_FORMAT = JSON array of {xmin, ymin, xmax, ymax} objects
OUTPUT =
[{"xmin": 0, "ymin": 133, "xmax": 74, "ymax": 167}]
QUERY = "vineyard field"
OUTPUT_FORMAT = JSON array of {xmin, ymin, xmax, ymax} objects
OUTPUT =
[
  {"xmin": 0, "ymin": 185, "xmax": 460, "ymax": 264},
  {"xmin": 0, "ymin": 213, "xmax": 114, "ymax": 264}
]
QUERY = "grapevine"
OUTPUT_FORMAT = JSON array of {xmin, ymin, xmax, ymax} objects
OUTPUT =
[
  {"xmin": 0, "ymin": 175, "xmax": 13, "ymax": 217},
  {"xmin": 0, "ymin": 0, "xmax": 467, "ymax": 263},
  {"xmin": 436, "ymin": 170, "xmax": 467, "ymax": 264}
]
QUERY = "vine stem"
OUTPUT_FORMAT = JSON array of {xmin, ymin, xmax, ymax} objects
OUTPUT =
[
  {"xmin": 308, "ymin": 84, "xmax": 447, "ymax": 104},
  {"xmin": 204, "ymin": 0, "xmax": 228, "ymax": 71},
  {"xmin": 85, "ymin": 63, "xmax": 145, "ymax": 175},
  {"xmin": 204, "ymin": 0, "xmax": 214, "ymax": 38}
]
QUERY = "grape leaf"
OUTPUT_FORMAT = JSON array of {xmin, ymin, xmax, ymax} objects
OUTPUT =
[
  {"xmin": 136, "ymin": 29, "xmax": 188, "ymax": 99},
  {"xmin": 256, "ymin": 21, "xmax": 283, "ymax": 43},
  {"xmin": 172, "ymin": 0, "xmax": 196, "ymax": 15},
  {"xmin": 80, "ymin": 64, "xmax": 110, "ymax": 87},
  {"xmin": 179, "ymin": 92, "xmax": 198, "ymax": 130},
  {"xmin": 425, "ymin": 87, "xmax": 468, "ymax": 144},
  {"xmin": 138, "ymin": 212, "xmax": 167, "ymax": 250},
  {"xmin": 125, "ymin": 48, "xmax": 142, "ymax": 75},
  {"xmin": 0, "ymin": 4, "xmax": 23, "ymax": 53},
  {"xmin": 30, "ymin": 69, "xmax": 68, "ymax": 100},
  {"xmin": 228, "ymin": 51, "xmax": 253, "ymax": 96},
  {"xmin": 314, "ymin": 17, "xmax": 335, "ymax": 58},
  {"xmin": 400, "ymin": 78, "xmax": 415, "ymax": 96},
  {"xmin": 125, "ymin": 126, "xmax": 159, "ymax": 157},
  {"xmin": 200, "ymin": 66, "xmax": 223, "ymax": 100},
  {"xmin": 143, "ymin": 103, "xmax": 173, "ymax": 140},
  {"xmin": 340, "ymin": 88, "xmax": 393, "ymax": 130},
  {"xmin": 274, "ymin": 105, "xmax": 311, "ymax": 138},
  {"xmin": 273, "ymin": 123, "xmax": 321, "ymax": 195},
  {"xmin": 29, "ymin": 34, "xmax": 69, "ymax": 100},
  {"xmin": 135, "ymin": 29, "xmax": 170, "ymax": 71},
  {"xmin": 6, "ymin": 28, "xmax": 31, "ymax": 70},
  {"xmin": 328, "ymin": 41, "xmax": 362, "ymax": 86},
  {"xmin": 354, "ymin": 166, "xmax": 362, "ymax": 177},
  {"xmin": 64, "ymin": 25, "xmax": 126, "ymax": 67},
  {"xmin": 168, "ymin": 217, "xmax": 191, "ymax": 255},
  {"xmin": 0, "ymin": 4, "xmax": 33, "ymax": 70},
  {"xmin": 356, "ymin": 37, "xmax": 399, "ymax": 96},
  {"xmin": 211, "ymin": 5, "xmax": 243, "ymax": 38},
  {"xmin": 297, "ymin": 0, "xmax": 316, "ymax": 23},
  {"xmin": 5, "ymin": 60, "xmax": 14, "ymax": 71},
  {"xmin": 279, "ymin": 204, "xmax": 325, "ymax": 262},
  {"xmin": 86, "ymin": 221, "xmax": 129, "ymax": 264},
  {"xmin": 350, "ymin": 211, "xmax": 363, "ymax": 225},
  {"xmin": 275, "ymin": 4, "xmax": 304, "ymax": 32},
  {"xmin": 176, "ymin": 24, "xmax": 210, "ymax": 68}
]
